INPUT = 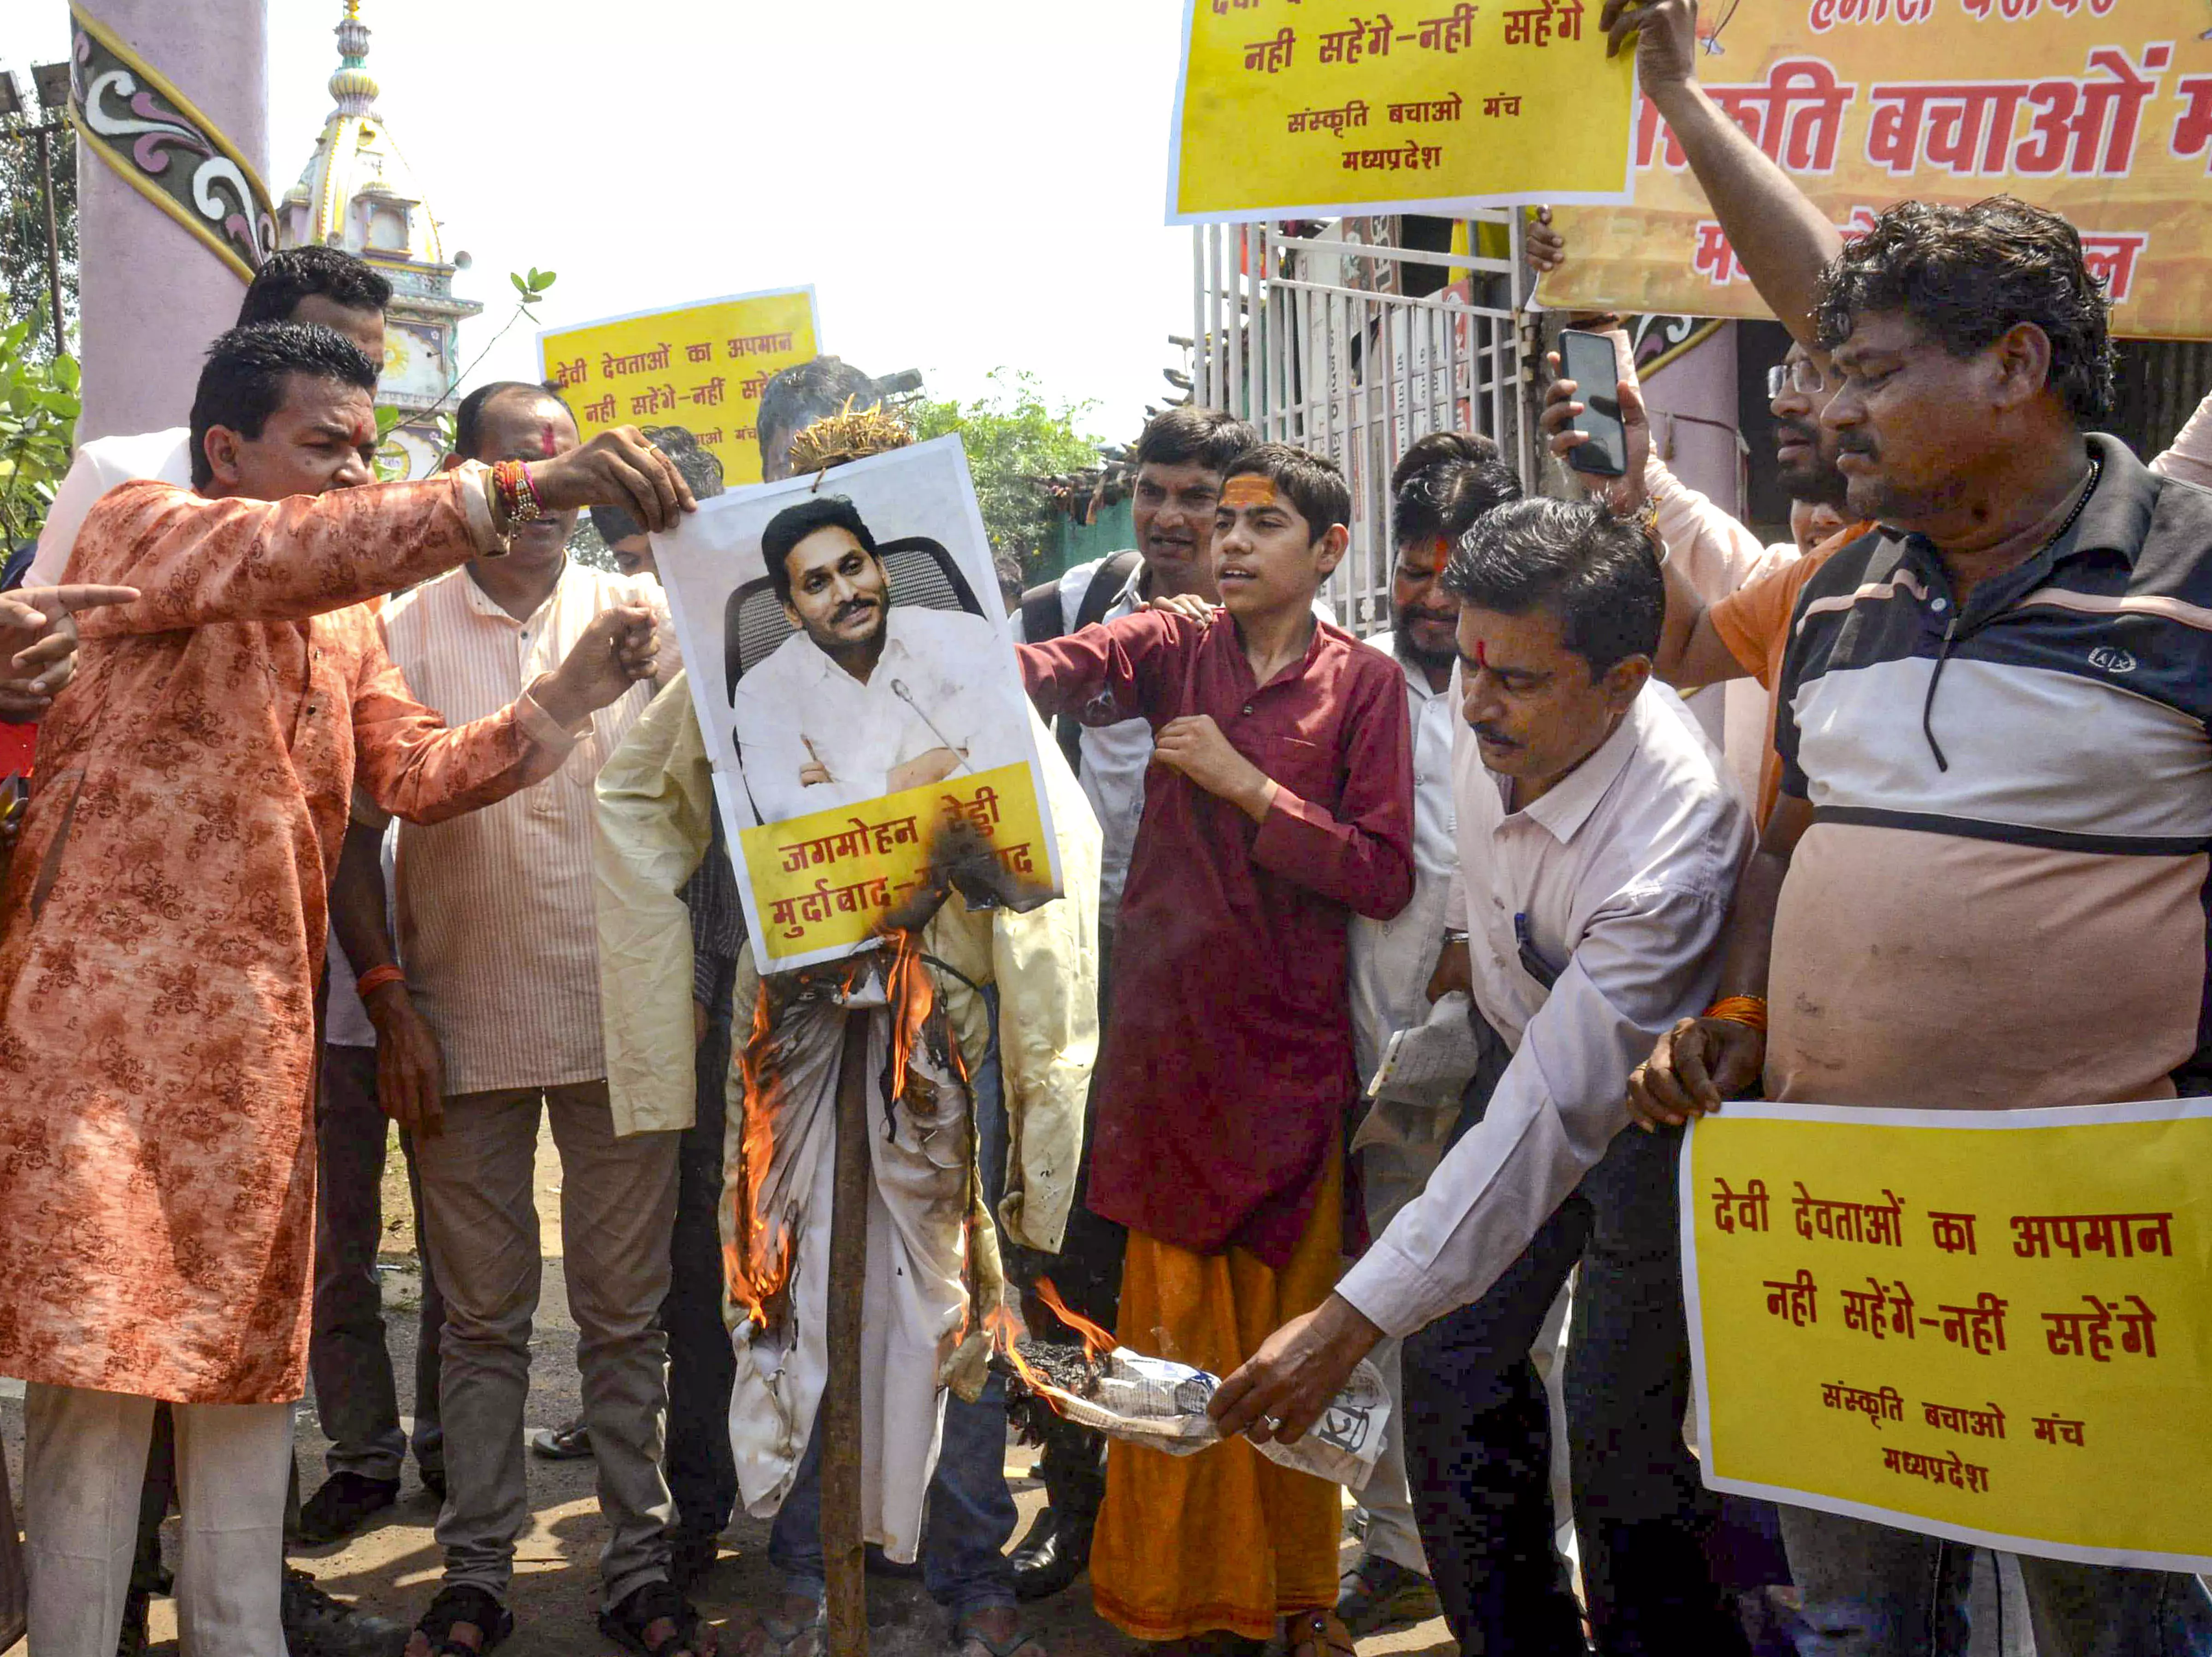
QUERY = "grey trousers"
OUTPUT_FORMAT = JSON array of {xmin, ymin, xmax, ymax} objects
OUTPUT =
[
  {"xmin": 312, "ymin": 1041, "xmax": 444, "ymax": 1484},
  {"xmin": 413, "ymin": 1079, "xmax": 681, "ymax": 1605}
]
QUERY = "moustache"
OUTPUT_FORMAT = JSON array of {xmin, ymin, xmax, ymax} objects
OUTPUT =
[
  {"xmin": 1403, "ymin": 606, "xmax": 1458, "ymax": 629},
  {"xmin": 832, "ymin": 597, "xmax": 879, "ymax": 625},
  {"xmin": 1774, "ymin": 418, "xmax": 1820, "ymax": 449},
  {"xmin": 1835, "ymin": 436, "xmax": 1880, "ymax": 458},
  {"xmin": 1472, "ymin": 723, "xmax": 1518, "ymax": 748}
]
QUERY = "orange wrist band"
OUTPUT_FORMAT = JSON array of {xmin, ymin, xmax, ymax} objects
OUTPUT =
[
  {"xmin": 355, "ymin": 964, "xmax": 406, "ymax": 998},
  {"xmin": 1704, "ymin": 994, "xmax": 1768, "ymax": 1032}
]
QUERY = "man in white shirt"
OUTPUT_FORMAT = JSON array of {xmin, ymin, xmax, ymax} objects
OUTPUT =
[
  {"xmin": 1337, "ymin": 431, "xmax": 1521, "ymax": 1636},
  {"xmin": 32, "ymin": 247, "xmax": 393, "ymax": 586},
  {"xmin": 731, "ymin": 495, "xmax": 1027, "ymax": 824},
  {"xmin": 1215, "ymin": 499, "xmax": 1753, "ymax": 1657}
]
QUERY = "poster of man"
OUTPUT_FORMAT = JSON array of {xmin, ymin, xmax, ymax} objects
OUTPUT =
[{"xmin": 652, "ymin": 435, "xmax": 1062, "ymax": 970}]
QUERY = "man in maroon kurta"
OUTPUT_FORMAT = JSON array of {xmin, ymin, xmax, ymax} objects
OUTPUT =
[{"xmin": 1017, "ymin": 445, "xmax": 1412, "ymax": 1651}]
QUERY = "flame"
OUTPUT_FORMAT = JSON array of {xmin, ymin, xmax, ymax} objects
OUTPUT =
[
  {"xmin": 725, "ymin": 976, "xmax": 794, "ymax": 1330},
  {"xmin": 984, "ymin": 1304, "xmax": 1051, "ymax": 1393},
  {"xmin": 1035, "ymin": 1276, "xmax": 1116, "ymax": 1362}
]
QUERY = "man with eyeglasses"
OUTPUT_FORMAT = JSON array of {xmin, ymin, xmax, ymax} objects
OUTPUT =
[{"xmin": 1546, "ymin": 331, "xmax": 1873, "ymax": 828}]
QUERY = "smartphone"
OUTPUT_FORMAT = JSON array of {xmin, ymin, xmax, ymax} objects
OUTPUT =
[{"xmin": 1559, "ymin": 328, "xmax": 1628, "ymax": 478}]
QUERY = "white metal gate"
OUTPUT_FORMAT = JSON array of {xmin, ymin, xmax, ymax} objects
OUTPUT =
[{"xmin": 1189, "ymin": 212, "xmax": 1532, "ymax": 636}]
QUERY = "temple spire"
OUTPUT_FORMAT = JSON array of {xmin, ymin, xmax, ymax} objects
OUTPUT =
[{"xmin": 329, "ymin": 0, "xmax": 379, "ymax": 117}]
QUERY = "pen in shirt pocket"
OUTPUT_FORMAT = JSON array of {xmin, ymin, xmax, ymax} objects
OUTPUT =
[{"xmin": 1514, "ymin": 912, "xmax": 1561, "ymax": 991}]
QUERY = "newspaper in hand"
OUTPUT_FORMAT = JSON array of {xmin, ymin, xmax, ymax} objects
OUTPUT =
[{"xmin": 1017, "ymin": 1346, "xmax": 1393, "ymax": 1489}]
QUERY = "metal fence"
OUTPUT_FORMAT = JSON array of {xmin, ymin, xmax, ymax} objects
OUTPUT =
[{"xmin": 1189, "ymin": 213, "xmax": 1532, "ymax": 635}]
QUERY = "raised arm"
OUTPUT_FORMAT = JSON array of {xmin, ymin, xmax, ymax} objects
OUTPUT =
[
  {"xmin": 75, "ymin": 427, "xmax": 696, "ymax": 635},
  {"xmin": 1604, "ymin": 0, "xmax": 1844, "ymax": 345},
  {"xmin": 72, "ymin": 472, "xmax": 505, "ymax": 633}
]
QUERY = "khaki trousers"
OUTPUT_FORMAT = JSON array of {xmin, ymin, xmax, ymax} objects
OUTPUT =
[{"xmin": 412, "ymin": 1079, "xmax": 680, "ymax": 1605}]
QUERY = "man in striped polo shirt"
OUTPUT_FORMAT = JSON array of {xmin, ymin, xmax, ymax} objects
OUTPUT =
[{"xmin": 1627, "ymin": 194, "xmax": 2212, "ymax": 1654}]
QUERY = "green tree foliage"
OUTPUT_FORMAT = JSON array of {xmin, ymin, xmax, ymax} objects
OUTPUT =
[
  {"xmin": 0, "ymin": 112, "xmax": 78, "ymax": 358},
  {"xmin": 908, "ymin": 370, "xmax": 1103, "ymax": 575},
  {"xmin": 0, "ymin": 303, "xmax": 80, "ymax": 547}
]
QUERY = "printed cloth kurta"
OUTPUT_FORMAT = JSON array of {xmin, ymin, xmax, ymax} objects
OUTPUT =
[
  {"xmin": 1018, "ymin": 609, "xmax": 1414, "ymax": 1267},
  {"xmin": 0, "ymin": 474, "xmax": 582, "ymax": 1404}
]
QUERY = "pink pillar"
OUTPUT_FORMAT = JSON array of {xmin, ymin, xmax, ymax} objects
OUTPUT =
[
  {"xmin": 74, "ymin": 1, "xmax": 269, "ymax": 444},
  {"xmin": 1641, "ymin": 322, "xmax": 1742, "ymax": 518}
]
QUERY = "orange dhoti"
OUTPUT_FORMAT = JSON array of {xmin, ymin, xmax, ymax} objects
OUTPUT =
[{"xmin": 1090, "ymin": 1151, "xmax": 1343, "ymax": 1643}]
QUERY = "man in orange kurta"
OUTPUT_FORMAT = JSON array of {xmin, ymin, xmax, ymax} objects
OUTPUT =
[{"xmin": 0, "ymin": 321, "xmax": 692, "ymax": 1657}]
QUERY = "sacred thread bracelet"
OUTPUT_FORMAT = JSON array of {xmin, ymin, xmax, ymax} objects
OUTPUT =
[{"xmin": 1704, "ymin": 994, "xmax": 1768, "ymax": 1033}]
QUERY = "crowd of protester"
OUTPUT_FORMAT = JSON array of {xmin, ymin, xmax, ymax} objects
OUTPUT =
[{"xmin": 5, "ymin": 2, "xmax": 2212, "ymax": 1656}]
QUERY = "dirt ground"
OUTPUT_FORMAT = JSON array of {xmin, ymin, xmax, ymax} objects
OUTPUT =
[{"xmin": 1, "ymin": 1121, "xmax": 1460, "ymax": 1657}]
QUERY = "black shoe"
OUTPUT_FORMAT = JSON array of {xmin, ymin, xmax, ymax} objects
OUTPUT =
[
  {"xmin": 116, "ymin": 1584, "xmax": 151, "ymax": 1657},
  {"xmin": 293, "ymin": 1472, "xmax": 401, "ymax": 1546},
  {"xmin": 283, "ymin": 1566, "xmax": 411, "ymax": 1657},
  {"xmin": 1335, "ymin": 1556, "xmax": 1443, "ymax": 1636},
  {"xmin": 419, "ymin": 1465, "xmax": 447, "ymax": 1502},
  {"xmin": 1010, "ymin": 1505, "xmax": 1093, "ymax": 1602}
]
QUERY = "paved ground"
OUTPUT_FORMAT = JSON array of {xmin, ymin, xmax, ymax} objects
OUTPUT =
[
  {"xmin": 1, "ymin": 1118, "xmax": 2034, "ymax": 1655},
  {"xmin": 0, "ymin": 1122, "xmax": 1459, "ymax": 1657}
]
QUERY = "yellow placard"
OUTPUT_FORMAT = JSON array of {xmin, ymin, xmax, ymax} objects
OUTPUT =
[
  {"xmin": 1541, "ymin": 8, "xmax": 2212, "ymax": 338},
  {"xmin": 537, "ymin": 288, "xmax": 819, "ymax": 488},
  {"xmin": 1168, "ymin": 0, "xmax": 1637, "ymax": 222},
  {"xmin": 1686, "ymin": 1102, "xmax": 2212, "ymax": 1571},
  {"xmin": 740, "ymin": 764, "xmax": 1050, "ymax": 968}
]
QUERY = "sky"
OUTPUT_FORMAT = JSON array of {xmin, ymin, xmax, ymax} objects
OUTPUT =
[{"xmin": 8, "ymin": 0, "xmax": 1201, "ymax": 444}]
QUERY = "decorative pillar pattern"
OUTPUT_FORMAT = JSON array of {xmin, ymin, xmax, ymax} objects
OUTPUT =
[{"xmin": 71, "ymin": 0, "xmax": 270, "ymax": 444}]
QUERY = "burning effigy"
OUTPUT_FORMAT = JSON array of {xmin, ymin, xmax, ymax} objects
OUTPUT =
[{"xmin": 995, "ymin": 1280, "xmax": 1394, "ymax": 1489}]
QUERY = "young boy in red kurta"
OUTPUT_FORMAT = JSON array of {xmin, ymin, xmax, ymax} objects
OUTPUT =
[{"xmin": 1017, "ymin": 445, "xmax": 1414, "ymax": 1654}]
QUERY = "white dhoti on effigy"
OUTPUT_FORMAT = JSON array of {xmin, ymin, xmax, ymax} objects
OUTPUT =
[
  {"xmin": 593, "ymin": 667, "xmax": 1094, "ymax": 1567},
  {"xmin": 725, "ymin": 955, "xmax": 990, "ymax": 1559}
]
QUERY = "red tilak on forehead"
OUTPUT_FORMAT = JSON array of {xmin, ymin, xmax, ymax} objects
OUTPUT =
[
  {"xmin": 351, "ymin": 417, "xmax": 376, "ymax": 448},
  {"xmin": 1474, "ymin": 640, "xmax": 1490, "ymax": 668},
  {"xmin": 539, "ymin": 420, "xmax": 558, "ymax": 459}
]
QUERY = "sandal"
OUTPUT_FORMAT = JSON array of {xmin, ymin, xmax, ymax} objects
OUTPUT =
[
  {"xmin": 1282, "ymin": 1609, "xmax": 1355, "ymax": 1657},
  {"xmin": 742, "ymin": 1603, "xmax": 824, "ymax": 1657},
  {"xmin": 601, "ymin": 1579, "xmax": 716, "ymax": 1657},
  {"xmin": 413, "ymin": 1585, "xmax": 515, "ymax": 1657}
]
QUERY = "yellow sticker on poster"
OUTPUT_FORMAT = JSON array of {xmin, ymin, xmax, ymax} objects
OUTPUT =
[
  {"xmin": 1167, "ymin": 0, "xmax": 1638, "ymax": 222},
  {"xmin": 537, "ymin": 288, "xmax": 819, "ymax": 488},
  {"xmin": 739, "ymin": 764, "xmax": 1051, "ymax": 968},
  {"xmin": 1684, "ymin": 1101, "xmax": 2212, "ymax": 1572},
  {"xmin": 1539, "ymin": 5, "xmax": 2212, "ymax": 338}
]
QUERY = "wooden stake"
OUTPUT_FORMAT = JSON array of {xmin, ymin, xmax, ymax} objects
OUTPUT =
[{"xmin": 823, "ymin": 1007, "xmax": 874, "ymax": 1657}]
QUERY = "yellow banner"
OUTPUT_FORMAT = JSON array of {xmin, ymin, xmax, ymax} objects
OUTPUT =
[
  {"xmin": 537, "ymin": 288, "xmax": 819, "ymax": 488},
  {"xmin": 1685, "ymin": 1102, "xmax": 2212, "ymax": 1570},
  {"xmin": 740, "ymin": 764, "xmax": 1050, "ymax": 968},
  {"xmin": 1168, "ymin": 0, "xmax": 1636, "ymax": 222},
  {"xmin": 1540, "ymin": 9, "xmax": 2212, "ymax": 337}
]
